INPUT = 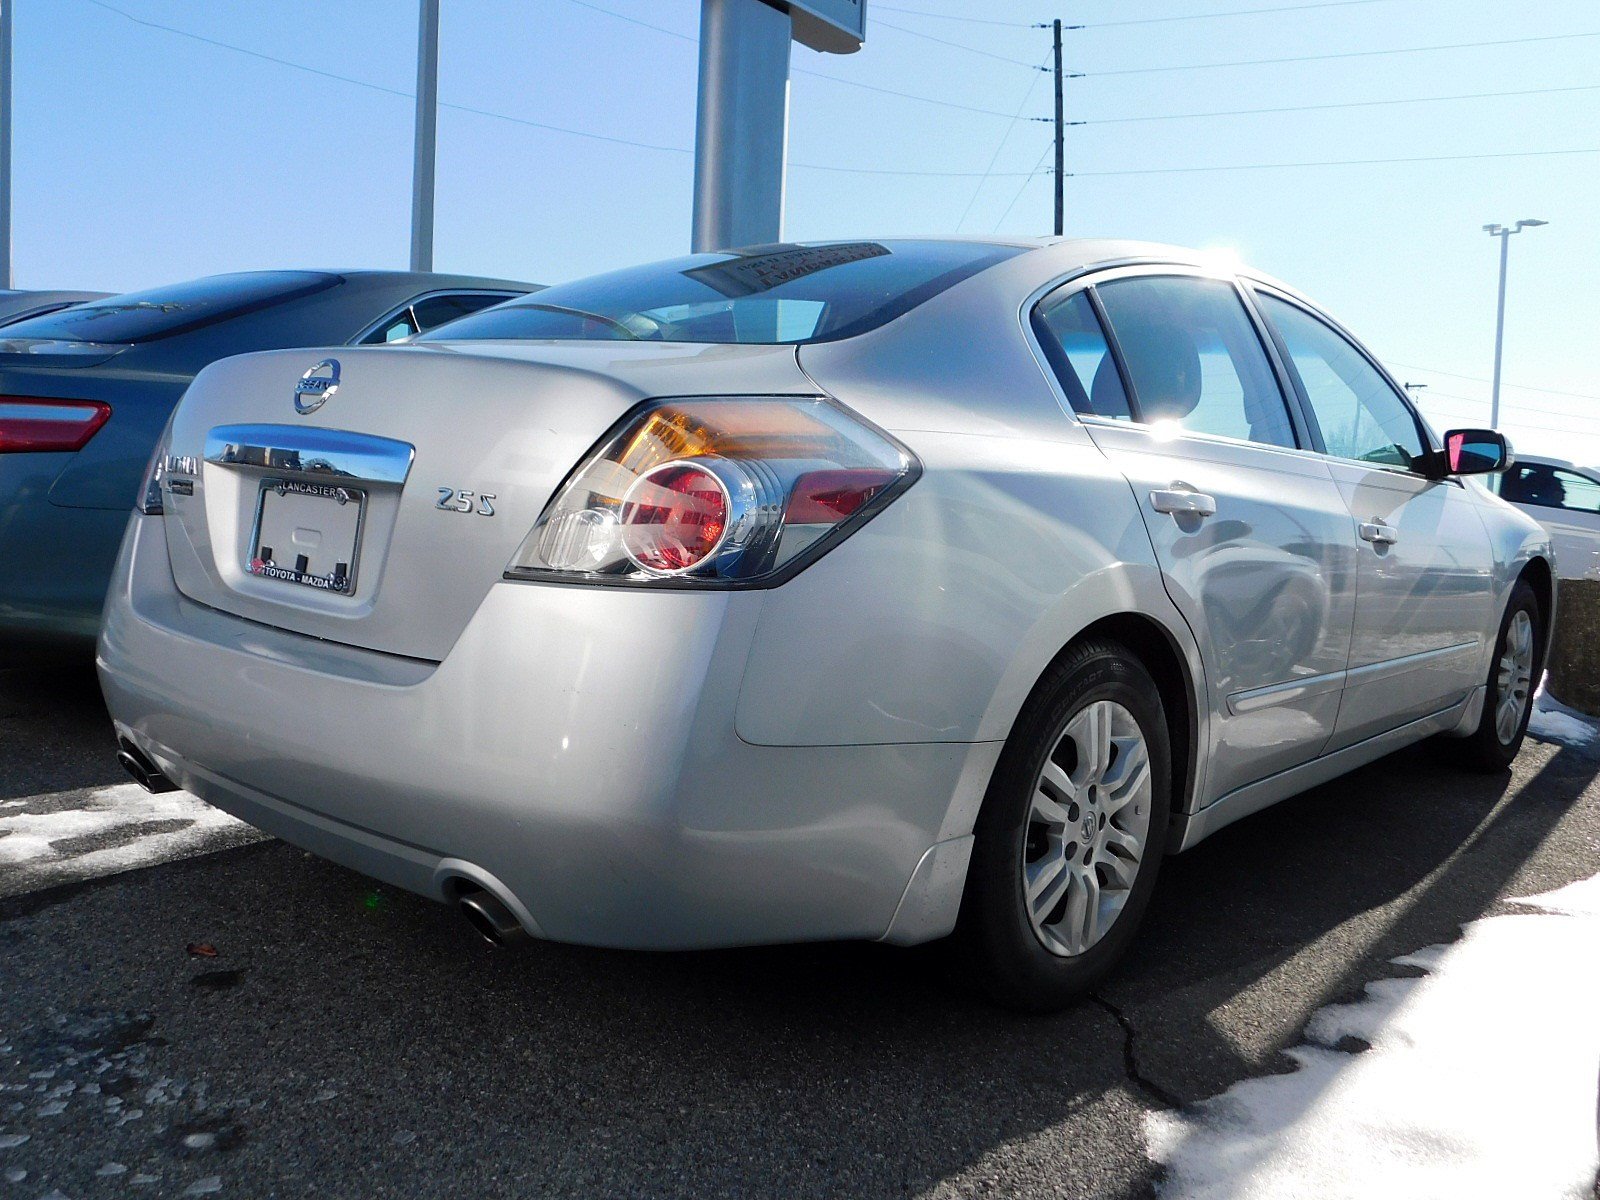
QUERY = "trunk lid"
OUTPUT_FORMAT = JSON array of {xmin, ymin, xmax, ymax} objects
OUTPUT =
[{"xmin": 158, "ymin": 341, "xmax": 812, "ymax": 661}]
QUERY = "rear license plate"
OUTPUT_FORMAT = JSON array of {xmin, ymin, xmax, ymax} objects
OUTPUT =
[{"xmin": 247, "ymin": 479, "xmax": 365, "ymax": 595}]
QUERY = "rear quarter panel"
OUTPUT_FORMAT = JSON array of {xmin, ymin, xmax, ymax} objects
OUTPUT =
[{"xmin": 738, "ymin": 265, "xmax": 1206, "ymax": 829}]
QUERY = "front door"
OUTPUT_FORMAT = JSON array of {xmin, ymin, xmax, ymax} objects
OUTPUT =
[
  {"xmin": 1033, "ymin": 272, "xmax": 1359, "ymax": 805},
  {"xmin": 1252, "ymin": 290, "xmax": 1496, "ymax": 748}
]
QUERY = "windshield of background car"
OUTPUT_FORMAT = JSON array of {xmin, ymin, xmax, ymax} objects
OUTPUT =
[
  {"xmin": 416, "ymin": 241, "xmax": 1023, "ymax": 345},
  {"xmin": 0, "ymin": 271, "xmax": 339, "ymax": 344}
]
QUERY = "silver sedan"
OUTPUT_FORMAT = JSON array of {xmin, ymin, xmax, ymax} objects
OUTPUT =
[{"xmin": 98, "ymin": 239, "xmax": 1552, "ymax": 1010}]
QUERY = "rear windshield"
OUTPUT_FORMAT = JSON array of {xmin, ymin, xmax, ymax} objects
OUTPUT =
[
  {"xmin": 0, "ymin": 271, "xmax": 339, "ymax": 344},
  {"xmin": 417, "ymin": 241, "xmax": 1021, "ymax": 346}
]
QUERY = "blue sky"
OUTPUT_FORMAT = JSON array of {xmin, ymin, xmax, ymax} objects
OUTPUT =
[{"xmin": 20, "ymin": 0, "xmax": 1600, "ymax": 458}]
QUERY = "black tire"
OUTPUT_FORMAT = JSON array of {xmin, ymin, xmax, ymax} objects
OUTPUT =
[
  {"xmin": 1458, "ymin": 580, "xmax": 1543, "ymax": 773},
  {"xmin": 955, "ymin": 638, "xmax": 1173, "ymax": 1012}
]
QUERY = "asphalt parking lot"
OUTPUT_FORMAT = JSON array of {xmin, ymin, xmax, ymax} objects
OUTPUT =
[{"xmin": 2, "ymin": 662, "xmax": 1598, "ymax": 1199}]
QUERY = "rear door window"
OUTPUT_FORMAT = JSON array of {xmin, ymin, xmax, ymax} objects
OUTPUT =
[
  {"xmin": 1094, "ymin": 275, "xmax": 1299, "ymax": 450},
  {"xmin": 1033, "ymin": 289, "xmax": 1131, "ymax": 420}
]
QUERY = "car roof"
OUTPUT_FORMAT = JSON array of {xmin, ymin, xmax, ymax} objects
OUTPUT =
[{"xmin": 193, "ymin": 269, "xmax": 540, "ymax": 292}]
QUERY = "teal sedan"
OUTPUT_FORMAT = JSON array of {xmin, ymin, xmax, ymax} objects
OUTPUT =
[{"xmin": 0, "ymin": 270, "xmax": 535, "ymax": 659}]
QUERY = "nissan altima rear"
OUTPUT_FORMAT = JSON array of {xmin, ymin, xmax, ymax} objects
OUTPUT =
[{"xmin": 99, "ymin": 238, "xmax": 1549, "ymax": 1010}]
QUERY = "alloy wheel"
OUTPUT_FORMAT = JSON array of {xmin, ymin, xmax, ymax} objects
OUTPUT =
[
  {"xmin": 1022, "ymin": 700, "xmax": 1153, "ymax": 957},
  {"xmin": 1495, "ymin": 608, "xmax": 1535, "ymax": 745}
]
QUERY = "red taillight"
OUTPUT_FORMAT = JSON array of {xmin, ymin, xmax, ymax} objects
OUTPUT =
[
  {"xmin": 786, "ymin": 469, "xmax": 899, "ymax": 523},
  {"xmin": 620, "ymin": 461, "xmax": 731, "ymax": 574},
  {"xmin": 0, "ymin": 398, "xmax": 111, "ymax": 453}
]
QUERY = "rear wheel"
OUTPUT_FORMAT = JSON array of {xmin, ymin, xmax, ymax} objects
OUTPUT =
[
  {"xmin": 956, "ymin": 639, "xmax": 1172, "ymax": 1011},
  {"xmin": 1458, "ymin": 580, "xmax": 1542, "ymax": 772}
]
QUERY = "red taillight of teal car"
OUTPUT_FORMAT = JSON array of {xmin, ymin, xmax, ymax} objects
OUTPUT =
[{"xmin": 0, "ymin": 397, "xmax": 111, "ymax": 453}]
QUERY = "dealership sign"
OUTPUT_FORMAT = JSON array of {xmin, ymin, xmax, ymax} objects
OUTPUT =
[{"xmin": 788, "ymin": 0, "xmax": 866, "ymax": 53}]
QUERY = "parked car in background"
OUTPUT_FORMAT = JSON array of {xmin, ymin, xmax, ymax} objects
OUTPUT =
[
  {"xmin": 0, "ymin": 289, "xmax": 109, "ymax": 327},
  {"xmin": 0, "ymin": 270, "xmax": 537, "ymax": 655},
  {"xmin": 99, "ymin": 239, "xmax": 1552, "ymax": 1010},
  {"xmin": 1489, "ymin": 454, "xmax": 1600, "ymax": 579}
]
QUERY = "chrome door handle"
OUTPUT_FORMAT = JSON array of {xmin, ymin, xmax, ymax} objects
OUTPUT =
[
  {"xmin": 1150, "ymin": 487, "xmax": 1217, "ymax": 518},
  {"xmin": 1358, "ymin": 520, "xmax": 1398, "ymax": 546}
]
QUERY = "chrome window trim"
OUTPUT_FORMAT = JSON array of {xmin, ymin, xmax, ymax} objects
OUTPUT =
[
  {"xmin": 1020, "ymin": 260, "xmax": 1322, "ymax": 461},
  {"xmin": 349, "ymin": 289, "xmax": 525, "ymax": 346}
]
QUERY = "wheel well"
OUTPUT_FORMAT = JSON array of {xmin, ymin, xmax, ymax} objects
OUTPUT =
[
  {"xmin": 1519, "ymin": 555, "xmax": 1554, "ymax": 658},
  {"xmin": 1055, "ymin": 613, "xmax": 1199, "ymax": 816}
]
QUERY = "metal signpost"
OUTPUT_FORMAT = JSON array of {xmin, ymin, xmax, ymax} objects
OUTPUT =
[
  {"xmin": 692, "ymin": 0, "xmax": 865, "ymax": 254},
  {"xmin": 0, "ymin": 0, "xmax": 12, "ymax": 289}
]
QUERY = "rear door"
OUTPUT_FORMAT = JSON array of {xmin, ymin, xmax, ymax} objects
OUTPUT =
[
  {"xmin": 1250, "ymin": 288, "xmax": 1496, "ymax": 748},
  {"xmin": 1033, "ymin": 269, "xmax": 1359, "ymax": 806}
]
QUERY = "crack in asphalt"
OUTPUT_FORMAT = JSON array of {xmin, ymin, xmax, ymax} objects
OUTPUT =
[{"xmin": 1090, "ymin": 994, "xmax": 1183, "ymax": 1111}]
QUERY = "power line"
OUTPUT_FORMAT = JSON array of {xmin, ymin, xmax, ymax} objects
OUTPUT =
[
  {"xmin": 1074, "ymin": 0, "xmax": 1411, "ymax": 29},
  {"xmin": 1072, "ymin": 82, "xmax": 1600, "ymax": 126},
  {"xmin": 872, "ymin": 17, "xmax": 1044, "ymax": 67},
  {"xmin": 560, "ymin": 0, "xmax": 694, "ymax": 42},
  {"xmin": 1081, "ymin": 29, "xmax": 1600, "ymax": 77},
  {"xmin": 956, "ymin": 56, "xmax": 1050, "ymax": 231},
  {"xmin": 871, "ymin": 5, "xmax": 1036, "ymax": 28},
  {"xmin": 82, "ymin": 0, "xmax": 414, "ymax": 96},
  {"xmin": 555, "ymin": 0, "xmax": 1041, "ymax": 118},
  {"xmin": 791, "ymin": 70, "xmax": 1044, "ymax": 118},
  {"xmin": 1415, "ymin": 390, "xmax": 1600, "ymax": 426},
  {"xmin": 992, "ymin": 141, "xmax": 1057, "ymax": 232},
  {"xmin": 1070, "ymin": 147, "xmax": 1600, "ymax": 177},
  {"xmin": 876, "ymin": 0, "xmax": 1414, "ymax": 27},
  {"xmin": 77, "ymin": 0, "xmax": 1047, "ymax": 176},
  {"xmin": 1387, "ymin": 362, "xmax": 1600, "ymax": 404}
]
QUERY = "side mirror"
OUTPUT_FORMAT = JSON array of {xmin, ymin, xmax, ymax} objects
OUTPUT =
[{"xmin": 1428, "ymin": 428, "xmax": 1513, "ymax": 477}]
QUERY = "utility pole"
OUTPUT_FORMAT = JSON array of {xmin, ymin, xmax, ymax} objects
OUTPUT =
[
  {"xmin": 1482, "ymin": 219, "xmax": 1548, "ymax": 428},
  {"xmin": 409, "ymin": 0, "xmax": 440, "ymax": 273},
  {"xmin": 1052, "ymin": 17, "xmax": 1064, "ymax": 237}
]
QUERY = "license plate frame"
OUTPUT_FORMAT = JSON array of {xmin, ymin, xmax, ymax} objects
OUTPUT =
[{"xmin": 246, "ymin": 478, "xmax": 367, "ymax": 595}]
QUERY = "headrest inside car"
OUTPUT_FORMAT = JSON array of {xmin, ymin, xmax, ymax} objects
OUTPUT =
[{"xmin": 1119, "ymin": 321, "xmax": 1203, "ymax": 421}]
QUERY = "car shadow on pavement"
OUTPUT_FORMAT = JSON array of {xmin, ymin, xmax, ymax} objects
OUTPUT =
[
  {"xmin": 1100, "ymin": 732, "xmax": 1600, "ymax": 1107},
  {"xmin": 0, "ymin": 663, "xmax": 127, "ymax": 800},
  {"xmin": 1, "ymin": 675, "xmax": 1596, "ymax": 1199}
]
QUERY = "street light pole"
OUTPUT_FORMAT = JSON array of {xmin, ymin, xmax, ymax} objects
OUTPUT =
[
  {"xmin": 1482, "ymin": 218, "xmax": 1547, "ymax": 429},
  {"xmin": 409, "ymin": 0, "xmax": 440, "ymax": 273}
]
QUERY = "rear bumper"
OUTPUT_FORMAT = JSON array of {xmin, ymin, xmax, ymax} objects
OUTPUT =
[
  {"xmin": 99, "ymin": 514, "xmax": 995, "ymax": 949},
  {"xmin": 0, "ymin": 459, "xmax": 127, "ymax": 649}
]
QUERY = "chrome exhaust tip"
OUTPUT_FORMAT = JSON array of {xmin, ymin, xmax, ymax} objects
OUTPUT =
[
  {"xmin": 457, "ymin": 888, "xmax": 529, "ymax": 948},
  {"xmin": 117, "ymin": 741, "xmax": 179, "ymax": 794}
]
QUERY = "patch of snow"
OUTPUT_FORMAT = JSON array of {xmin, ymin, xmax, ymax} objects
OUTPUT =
[
  {"xmin": 1528, "ymin": 692, "xmax": 1598, "ymax": 748},
  {"xmin": 0, "ymin": 783, "xmax": 264, "ymax": 896},
  {"xmin": 1146, "ymin": 871, "xmax": 1600, "ymax": 1200}
]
